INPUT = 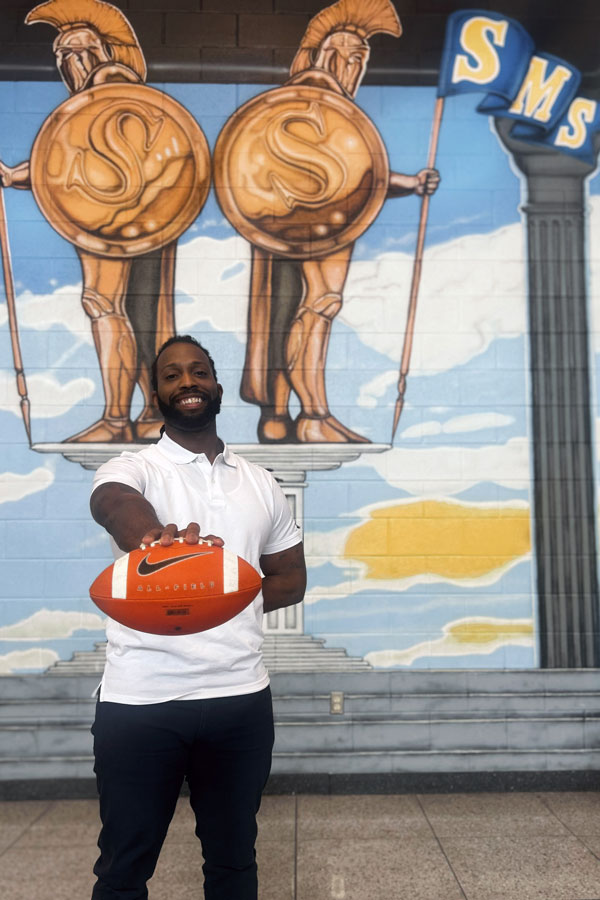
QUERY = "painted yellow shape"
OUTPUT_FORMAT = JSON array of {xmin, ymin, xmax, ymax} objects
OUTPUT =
[
  {"xmin": 449, "ymin": 620, "xmax": 534, "ymax": 644},
  {"xmin": 344, "ymin": 501, "xmax": 531, "ymax": 580}
]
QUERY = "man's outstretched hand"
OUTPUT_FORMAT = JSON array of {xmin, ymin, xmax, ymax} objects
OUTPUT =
[{"xmin": 140, "ymin": 522, "xmax": 224, "ymax": 548}]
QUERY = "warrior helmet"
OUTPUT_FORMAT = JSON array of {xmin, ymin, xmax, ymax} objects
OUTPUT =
[
  {"xmin": 26, "ymin": 0, "xmax": 146, "ymax": 92},
  {"xmin": 290, "ymin": 0, "xmax": 401, "ymax": 95}
]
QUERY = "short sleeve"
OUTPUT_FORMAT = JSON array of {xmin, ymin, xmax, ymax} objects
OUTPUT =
[
  {"xmin": 92, "ymin": 452, "xmax": 147, "ymax": 498},
  {"xmin": 261, "ymin": 474, "xmax": 302, "ymax": 557}
]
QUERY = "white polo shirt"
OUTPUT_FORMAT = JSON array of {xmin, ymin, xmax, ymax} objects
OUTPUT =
[{"xmin": 92, "ymin": 433, "xmax": 301, "ymax": 704}]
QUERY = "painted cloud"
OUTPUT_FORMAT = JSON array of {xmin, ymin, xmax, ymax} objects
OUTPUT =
[
  {"xmin": 348, "ymin": 437, "xmax": 531, "ymax": 495},
  {"xmin": 0, "ymin": 648, "xmax": 60, "ymax": 674},
  {"xmin": 342, "ymin": 223, "xmax": 527, "ymax": 372},
  {"xmin": 0, "ymin": 467, "xmax": 54, "ymax": 504},
  {"xmin": 0, "ymin": 371, "xmax": 95, "ymax": 419},
  {"xmin": 0, "ymin": 609, "xmax": 105, "ymax": 640},
  {"xmin": 365, "ymin": 617, "xmax": 534, "ymax": 667}
]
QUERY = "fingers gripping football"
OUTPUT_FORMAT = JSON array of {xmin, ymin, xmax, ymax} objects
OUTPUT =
[{"xmin": 140, "ymin": 522, "xmax": 224, "ymax": 548}]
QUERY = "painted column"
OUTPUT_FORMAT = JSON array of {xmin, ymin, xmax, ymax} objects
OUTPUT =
[{"xmin": 496, "ymin": 119, "xmax": 599, "ymax": 667}]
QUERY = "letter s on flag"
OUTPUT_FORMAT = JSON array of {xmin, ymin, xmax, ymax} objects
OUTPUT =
[
  {"xmin": 452, "ymin": 16, "xmax": 507, "ymax": 86},
  {"xmin": 437, "ymin": 9, "xmax": 534, "ymax": 101},
  {"xmin": 555, "ymin": 98, "xmax": 598, "ymax": 151},
  {"xmin": 531, "ymin": 96, "xmax": 600, "ymax": 164}
]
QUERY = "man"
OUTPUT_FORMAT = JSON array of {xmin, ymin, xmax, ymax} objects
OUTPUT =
[
  {"xmin": 90, "ymin": 334, "xmax": 306, "ymax": 899},
  {"xmin": 0, "ymin": 0, "xmax": 177, "ymax": 442},
  {"xmin": 241, "ymin": 0, "xmax": 440, "ymax": 443}
]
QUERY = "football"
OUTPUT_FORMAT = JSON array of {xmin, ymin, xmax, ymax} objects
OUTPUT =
[{"xmin": 89, "ymin": 538, "xmax": 262, "ymax": 635}]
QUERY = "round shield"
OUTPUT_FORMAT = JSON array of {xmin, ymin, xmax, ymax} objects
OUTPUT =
[
  {"xmin": 31, "ymin": 83, "xmax": 211, "ymax": 258},
  {"xmin": 213, "ymin": 84, "xmax": 389, "ymax": 259}
]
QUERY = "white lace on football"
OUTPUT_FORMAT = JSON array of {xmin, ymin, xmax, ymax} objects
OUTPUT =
[{"xmin": 139, "ymin": 537, "xmax": 214, "ymax": 550}]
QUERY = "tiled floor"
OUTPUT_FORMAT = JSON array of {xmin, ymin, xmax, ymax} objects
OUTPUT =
[{"xmin": 1, "ymin": 791, "xmax": 600, "ymax": 899}]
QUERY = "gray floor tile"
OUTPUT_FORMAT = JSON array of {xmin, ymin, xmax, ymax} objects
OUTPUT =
[
  {"xmin": 0, "ymin": 800, "xmax": 52, "ymax": 853},
  {"xmin": 4, "ymin": 790, "xmax": 600, "ymax": 900},
  {"xmin": 420, "ymin": 791, "xmax": 571, "ymax": 837},
  {"xmin": 0, "ymin": 844, "xmax": 97, "ymax": 900},
  {"xmin": 541, "ymin": 791, "xmax": 600, "ymax": 836},
  {"xmin": 257, "ymin": 839, "xmax": 295, "ymax": 900},
  {"xmin": 297, "ymin": 793, "xmax": 431, "ymax": 840},
  {"xmin": 296, "ymin": 836, "xmax": 465, "ymax": 900},
  {"xmin": 571, "ymin": 832, "xmax": 600, "ymax": 861},
  {"xmin": 149, "ymin": 888, "xmax": 204, "ymax": 900},
  {"xmin": 256, "ymin": 797, "xmax": 296, "ymax": 899},
  {"xmin": 257, "ymin": 794, "xmax": 296, "ymax": 842},
  {"xmin": 0, "ymin": 800, "xmax": 51, "ymax": 826},
  {"xmin": 256, "ymin": 798, "xmax": 296, "ymax": 898},
  {"xmin": 440, "ymin": 833, "xmax": 600, "ymax": 900},
  {"xmin": 13, "ymin": 799, "xmax": 101, "ymax": 848},
  {"xmin": 150, "ymin": 841, "xmax": 205, "ymax": 896}
]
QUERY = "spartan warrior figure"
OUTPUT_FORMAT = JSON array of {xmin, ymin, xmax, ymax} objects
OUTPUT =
[
  {"xmin": 240, "ymin": 0, "xmax": 440, "ymax": 443},
  {"xmin": 0, "ymin": 0, "xmax": 183, "ymax": 443}
]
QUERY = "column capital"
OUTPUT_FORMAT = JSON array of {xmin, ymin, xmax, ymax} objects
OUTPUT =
[{"xmin": 494, "ymin": 118, "xmax": 596, "ymax": 208}]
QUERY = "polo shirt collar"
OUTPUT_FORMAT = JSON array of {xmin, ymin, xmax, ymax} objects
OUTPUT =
[{"xmin": 155, "ymin": 431, "xmax": 237, "ymax": 467}]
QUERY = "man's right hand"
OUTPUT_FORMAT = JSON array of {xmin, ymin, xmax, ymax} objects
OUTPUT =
[{"xmin": 140, "ymin": 522, "xmax": 224, "ymax": 548}]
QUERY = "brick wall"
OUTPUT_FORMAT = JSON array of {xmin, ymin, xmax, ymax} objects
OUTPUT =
[{"xmin": 0, "ymin": 0, "xmax": 598, "ymax": 90}]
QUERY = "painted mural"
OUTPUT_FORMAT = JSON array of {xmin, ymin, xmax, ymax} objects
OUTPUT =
[{"xmin": 0, "ymin": 0, "xmax": 597, "ymax": 674}]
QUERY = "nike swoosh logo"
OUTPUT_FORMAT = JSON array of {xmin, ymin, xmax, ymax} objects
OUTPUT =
[{"xmin": 136, "ymin": 551, "xmax": 213, "ymax": 577}]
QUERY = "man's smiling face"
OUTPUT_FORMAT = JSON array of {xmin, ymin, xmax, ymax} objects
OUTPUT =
[{"xmin": 154, "ymin": 342, "xmax": 222, "ymax": 432}]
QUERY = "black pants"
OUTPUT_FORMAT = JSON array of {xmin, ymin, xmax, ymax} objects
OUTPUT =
[{"xmin": 91, "ymin": 687, "xmax": 274, "ymax": 900}]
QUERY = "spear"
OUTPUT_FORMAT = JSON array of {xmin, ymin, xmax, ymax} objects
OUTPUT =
[
  {"xmin": 0, "ymin": 185, "xmax": 31, "ymax": 445},
  {"xmin": 391, "ymin": 96, "xmax": 445, "ymax": 441}
]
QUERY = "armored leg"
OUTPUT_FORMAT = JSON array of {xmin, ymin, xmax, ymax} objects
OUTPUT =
[
  {"xmin": 67, "ymin": 255, "xmax": 136, "ymax": 443},
  {"xmin": 125, "ymin": 245, "xmax": 176, "ymax": 442},
  {"xmin": 242, "ymin": 251, "xmax": 296, "ymax": 443},
  {"xmin": 286, "ymin": 251, "xmax": 368, "ymax": 443}
]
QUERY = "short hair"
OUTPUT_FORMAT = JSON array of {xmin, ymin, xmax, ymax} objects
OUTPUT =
[{"xmin": 151, "ymin": 335, "xmax": 218, "ymax": 391}]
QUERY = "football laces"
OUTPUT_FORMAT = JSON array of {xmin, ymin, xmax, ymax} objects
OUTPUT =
[{"xmin": 139, "ymin": 536, "xmax": 214, "ymax": 550}]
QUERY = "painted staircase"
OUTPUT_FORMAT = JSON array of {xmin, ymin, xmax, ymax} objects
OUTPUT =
[{"xmin": 45, "ymin": 635, "xmax": 372, "ymax": 676}]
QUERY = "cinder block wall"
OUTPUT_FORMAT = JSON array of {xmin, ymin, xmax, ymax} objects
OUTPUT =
[{"xmin": 2, "ymin": 1, "xmax": 597, "ymax": 90}]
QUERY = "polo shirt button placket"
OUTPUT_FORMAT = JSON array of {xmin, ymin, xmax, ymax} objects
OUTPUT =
[{"xmin": 208, "ymin": 459, "xmax": 226, "ymax": 508}]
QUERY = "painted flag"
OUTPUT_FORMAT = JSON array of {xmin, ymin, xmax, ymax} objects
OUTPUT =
[
  {"xmin": 500, "ymin": 52, "xmax": 581, "ymax": 138},
  {"xmin": 437, "ymin": 9, "xmax": 534, "ymax": 102},
  {"xmin": 527, "ymin": 96, "xmax": 600, "ymax": 165},
  {"xmin": 437, "ymin": 9, "xmax": 599, "ymax": 165}
]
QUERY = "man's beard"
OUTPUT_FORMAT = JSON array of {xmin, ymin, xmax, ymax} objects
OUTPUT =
[{"xmin": 157, "ymin": 394, "xmax": 221, "ymax": 432}]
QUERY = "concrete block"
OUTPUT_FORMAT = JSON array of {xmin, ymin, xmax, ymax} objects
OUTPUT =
[{"xmin": 165, "ymin": 12, "xmax": 236, "ymax": 47}]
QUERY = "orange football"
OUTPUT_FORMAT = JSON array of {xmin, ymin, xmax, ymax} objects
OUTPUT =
[{"xmin": 89, "ymin": 539, "xmax": 262, "ymax": 635}]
